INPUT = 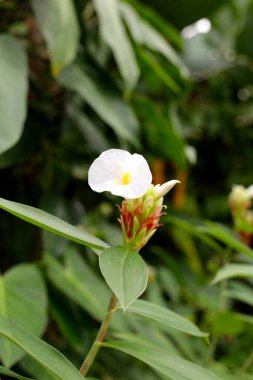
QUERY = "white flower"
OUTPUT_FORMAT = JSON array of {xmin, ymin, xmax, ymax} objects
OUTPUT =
[
  {"xmin": 246, "ymin": 185, "xmax": 253, "ymax": 198},
  {"xmin": 154, "ymin": 180, "xmax": 180, "ymax": 199},
  {"xmin": 88, "ymin": 149, "xmax": 152, "ymax": 199},
  {"xmin": 229, "ymin": 184, "xmax": 253, "ymax": 208}
]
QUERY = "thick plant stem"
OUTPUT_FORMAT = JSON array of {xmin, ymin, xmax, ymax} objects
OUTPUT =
[{"xmin": 79, "ymin": 293, "xmax": 118, "ymax": 377}]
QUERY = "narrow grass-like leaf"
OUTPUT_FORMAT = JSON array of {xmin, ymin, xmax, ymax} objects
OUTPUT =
[
  {"xmin": 212, "ymin": 264, "xmax": 253, "ymax": 284},
  {"xmin": 125, "ymin": 300, "xmax": 208, "ymax": 337},
  {"xmin": 103, "ymin": 339, "xmax": 221, "ymax": 380},
  {"xmin": 0, "ymin": 197, "xmax": 108, "ymax": 252},
  {"xmin": 99, "ymin": 246, "xmax": 148, "ymax": 309},
  {"xmin": 0, "ymin": 316, "xmax": 84, "ymax": 380},
  {"xmin": 0, "ymin": 35, "xmax": 28, "ymax": 154}
]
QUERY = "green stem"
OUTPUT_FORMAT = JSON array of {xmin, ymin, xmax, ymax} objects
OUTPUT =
[{"xmin": 79, "ymin": 293, "xmax": 118, "ymax": 377}]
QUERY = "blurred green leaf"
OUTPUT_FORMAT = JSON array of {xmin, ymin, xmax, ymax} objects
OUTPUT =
[
  {"xmin": 126, "ymin": 299, "xmax": 208, "ymax": 337},
  {"xmin": 99, "ymin": 246, "xmax": 148, "ymax": 309},
  {"xmin": 93, "ymin": 0, "xmax": 139, "ymax": 90},
  {"xmin": 31, "ymin": 0, "xmax": 80, "ymax": 75},
  {"xmin": 103, "ymin": 338, "xmax": 222, "ymax": 379},
  {"xmin": 59, "ymin": 64, "xmax": 139, "ymax": 144},
  {"xmin": 45, "ymin": 250, "xmax": 109, "ymax": 320},
  {"xmin": 120, "ymin": 2, "xmax": 188, "ymax": 77},
  {"xmin": 0, "ymin": 34, "xmax": 28, "ymax": 154},
  {"xmin": 203, "ymin": 222, "xmax": 253, "ymax": 259},
  {"xmin": 66, "ymin": 103, "xmax": 109, "ymax": 153},
  {"xmin": 227, "ymin": 282, "xmax": 253, "ymax": 307},
  {"xmin": 134, "ymin": 97, "xmax": 186, "ymax": 168},
  {"xmin": 212, "ymin": 311, "xmax": 244, "ymax": 337},
  {"xmin": 0, "ymin": 366, "xmax": 34, "ymax": 380},
  {"xmin": 0, "ymin": 316, "xmax": 83, "ymax": 380},
  {"xmin": 21, "ymin": 356, "xmax": 61, "ymax": 380},
  {"xmin": 127, "ymin": 0, "xmax": 183, "ymax": 49},
  {"xmin": 137, "ymin": 48, "xmax": 181, "ymax": 93},
  {"xmin": 0, "ymin": 264, "xmax": 47, "ymax": 367},
  {"xmin": 0, "ymin": 197, "xmax": 108, "ymax": 252},
  {"xmin": 165, "ymin": 215, "xmax": 222, "ymax": 252},
  {"xmin": 212, "ymin": 263, "xmax": 253, "ymax": 284}
]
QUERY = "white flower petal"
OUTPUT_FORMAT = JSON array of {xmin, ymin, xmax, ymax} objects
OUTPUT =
[
  {"xmin": 246, "ymin": 185, "xmax": 253, "ymax": 198},
  {"xmin": 88, "ymin": 149, "xmax": 152, "ymax": 198}
]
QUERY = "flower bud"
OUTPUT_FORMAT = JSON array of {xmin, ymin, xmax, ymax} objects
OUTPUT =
[
  {"xmin": 118, "ymin": 181, "xmax": 179, "ymax": 251},
  {"xmin": 155, "ymin": 180, "xmax": 180, "ymax": 199}
]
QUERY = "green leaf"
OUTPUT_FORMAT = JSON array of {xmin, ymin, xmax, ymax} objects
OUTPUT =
[
  {"xmin": 137, "ymin": 48, "xmax": 181, "ymax": 94},
  {"xmin": 203, "ymin": 222, "xmax": 253, "ymax": 259},
  {"xmin": 99, "ymin": 246, "xmax": 148, "ymax": 309},
  {"xmin": 120, "ymin": 3, "xmax": 188, "ymax": 77},
  {"xmin": 126, "ymin": 299, "xmax": 208, "ymax": 337},
  {"xmin": 227, "ymin": 282, "xmax": 253, "ymax": 307},
  {"xmin": 0, "ymin": 264, "xmax": 47, "ymax": 367},
  {"xmin": 59, "ymin": 64, "xmax": 139, "ymax": 144},
  {"xmin": 0, "ymin": 34, "xmax": 28, "ymax": 154},
  {"xmin": 21, "ymin": 355, "xmax": 61, "ymax": 380},
  {"xmin": 0, "ymin": 197, "xmax": 108, "ymax": 252},
  {"xmin": 212, "ymin": 311, "xmax": 243, "ymax": 337},
  {"xmin": 0, "ymin": 316, "xmax": 84, "ymax": 380},
  {"xmin": 93, "ymin": 0, "xmax": 139, "ymax": 90},
  {"xmin": 165, "ymin": 215, "xmax": 222, "ymax": 252},
  {"xmin": 103, "ymin": 339, "xmax": 222, "ymax": 380},
  {"xmin": 0, "ymin": 365, "xmax": 34, "ymax": 380},
  {"xmin": 133, "ymin": 97, "xmax": 186, "ymax": 168},
  {"xmin": 31, "ymin": 0, "xmax": 80, "ymax": 76},
  {"xmin": 45, "ymin": 249, "xmax": 110, "ymax": 320},
  {"xmin": 212, "ymin": 264, "xmax": 253, "ymax": 284}
]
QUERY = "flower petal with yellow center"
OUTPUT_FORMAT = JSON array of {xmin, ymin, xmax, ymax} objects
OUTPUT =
[{"xmin": 88, "ymin": 149, "xmax": 152, "ymax": 198}]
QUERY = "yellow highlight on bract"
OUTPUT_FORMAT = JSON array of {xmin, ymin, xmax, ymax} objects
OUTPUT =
[{"xmin": 121, "ymin": 172, "xmax": 132, "ymax": 185}]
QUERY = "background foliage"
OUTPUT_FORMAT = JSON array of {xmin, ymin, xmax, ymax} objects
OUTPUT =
[{"xmin": 1, "ymin": 0, "xmax": 253, "ymax": 379}]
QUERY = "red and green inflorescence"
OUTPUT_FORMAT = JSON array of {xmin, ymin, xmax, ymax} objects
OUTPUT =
[{"xmin": 118, "ymin": 187, "xmax": 166, "ymax": 251}]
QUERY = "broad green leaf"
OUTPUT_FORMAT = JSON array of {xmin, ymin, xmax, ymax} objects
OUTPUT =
[
  {"xmin": 212, "ymin": 264, "xmax": 253, "ymax": 284},
  {"xmin": 0, "ymin": 264, "xmax": 47, "ymax": 367},
  {"xmin": 103, "ymin": 339, "xmax": 221, "ymax": 380},
  {"xmin": 45, "ymin": 250, "xmax": 110, "ymax": 320},
  {"xmin": 126, "ymin": 299, "xmax": 208, "ymax": 337},
  {"xmin": 0, "ymin": 316, "xmax": 84, "ymax": 380},
  {"xmin": 21, "ymin": 355, "xmax": 61, "ymax": 380},
  {"xmin": 31, "ymin": 0, "xmax": 80, "ymax": 75},
  {"xmin": 0, "ymin": 197, "xmax": 108, "ymax": 252},
  {"xmin": 0, "ymin": 34, "xmax": 28, "ymax": 154},
  {"xmin": 203, "ymin": 222, "xmax": 253, "ymax": 259},
  {"xmin": 59, "ymin": 64, "xmax": 139, "ymax": 144},
  {"xmin": 120, "ymin": 3, "xmax": 188, "ymax": 77},
  {"xmin": 0, "ymin": 365, "xmax": 34, "ymax": 380},
  {"xmin": 99, "ymin": 246, "xmax": 148, "ymax": 309},
  {"xmin": 93, "ymin": 0, "xmax": 139, "ymax": 90}
]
